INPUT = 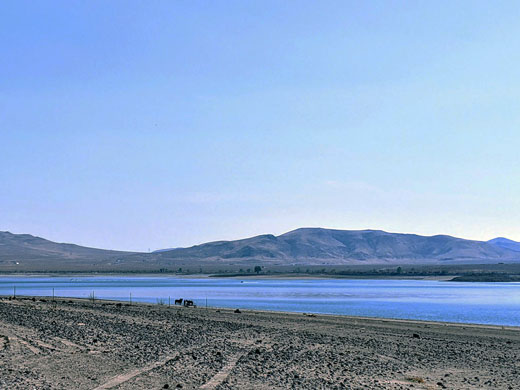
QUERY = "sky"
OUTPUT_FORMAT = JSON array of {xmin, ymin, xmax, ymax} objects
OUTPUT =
[{"xmin": 1, "ymin": 1, "xmax": 520, "ymax": 251}]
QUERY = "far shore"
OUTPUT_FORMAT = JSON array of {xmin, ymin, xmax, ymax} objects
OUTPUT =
[
  {"xmin": 5, "ymin": 272, "xmax": 520, "ymax": 282},
  {"xmin": 207, "ymin": 273, "xmax": 454, "ymax": 281},
  {"xmin": 0, "ymin": 272, "xmax": 454, "ymax": 281}
]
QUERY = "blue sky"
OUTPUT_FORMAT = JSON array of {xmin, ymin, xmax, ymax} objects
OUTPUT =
[{"xmin": 1, "ymin": 1, "xmax": 519, "ymax": 251}]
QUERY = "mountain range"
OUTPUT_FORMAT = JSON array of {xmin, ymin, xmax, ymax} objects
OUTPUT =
[{"xmin": 1, "ymin": 228, "xmax": 519, "ymax": 272}]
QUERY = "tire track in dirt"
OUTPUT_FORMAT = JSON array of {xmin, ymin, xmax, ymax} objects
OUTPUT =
[
  {"xmin": 92, "ymin": 353, "xmax": 182, "ymax": 390},
  {"xmin": 0, "ymin": 334, "xmax": 8, "ymax": 351},
  {"xmin": 0, "ymin": 317, "xmax": 104, "ymax": 354},
  {"xmin": 199, "ymin": 352, "xmax": 245, "ymax": 390},
  {"xmin": 0, "ymin": 320, "xmax": 62, "ymax": 354},
  {"xmin": 94, "ymin": 334, "xmax": 257, "ymax": 390},
  {"xmin": 10, "ymin": 336, "xmax": 42, "ymax": 354},
  {"xmin": 199, "ymin": 340, "xmax": 258, "ymax": 390}
]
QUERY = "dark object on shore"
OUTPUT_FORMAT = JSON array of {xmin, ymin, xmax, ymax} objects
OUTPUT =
[
  {"xmin": 234, "ymin": 309, "xmax": 241, "ymax": 313},
  {"xmin": 116, "ymin": 302, "xmax": 122, "ymax": 308},
  {"xmin": 413, "ymin": 333, "xmax": 421, "ymax": 339},
  {"xmin": 183, "ymin": 300, "xmax": 195, "ymax": 307},
  {"xmin": 163, "ymin": 384, "xmax": 169, "ymax": 389},
  {"xmin": 175, "ymin": 298, "xmax": 183, "ymax": 305}
]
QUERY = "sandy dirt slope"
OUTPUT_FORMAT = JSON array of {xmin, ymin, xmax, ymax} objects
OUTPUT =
[{"xmin": 0, "ymin": 297, "xmax": 519, "ymax": 389}]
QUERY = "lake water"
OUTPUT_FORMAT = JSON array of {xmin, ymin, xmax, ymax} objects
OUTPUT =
[{"xmin": 1, "ymin": 276, "xmax": 520, "ymax": 326}]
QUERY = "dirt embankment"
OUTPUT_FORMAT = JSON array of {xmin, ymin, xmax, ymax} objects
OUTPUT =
[{"xmin": 0, "ymin": 297, "xmax": 519, "ymax": 389}]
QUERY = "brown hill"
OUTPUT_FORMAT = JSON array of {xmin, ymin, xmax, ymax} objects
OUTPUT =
[
  {"xmin": 153, "ymin": 228, "xmax": 518, "ymax": 265},
  {"xmin": 1, "ymin": 228, "xmax": 518, "ymax": 272},
  {"xmin": 0, "ymin": 231, "xmax": 134, "ymax": 271}
]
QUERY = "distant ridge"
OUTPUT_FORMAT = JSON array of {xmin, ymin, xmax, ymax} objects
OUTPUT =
[
  {"xmin": 152, "ymin": 228, "xmax": 518, "ymax": 265},
  {"xmin": 488, "ymin": 237, "xmax": 520, "ymax": 252},
  {"xmin": 1, "ymin": 228, "xmax": 519, "ymax": 271}
]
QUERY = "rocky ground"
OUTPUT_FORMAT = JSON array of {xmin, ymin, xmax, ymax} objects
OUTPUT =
[{"xmin": 0, "ymin": 297, "xmax": 519, "ymax": 389}]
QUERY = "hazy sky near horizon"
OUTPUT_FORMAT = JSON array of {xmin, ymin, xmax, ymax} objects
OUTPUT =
[{"xmin": 1, "ymin": 1, "xmax": 520, "ymax": 251}]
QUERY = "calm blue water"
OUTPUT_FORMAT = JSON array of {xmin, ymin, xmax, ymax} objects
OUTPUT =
[{"xmin": 1, "ymin": 276, "xmax": 520, "ymax": 326}]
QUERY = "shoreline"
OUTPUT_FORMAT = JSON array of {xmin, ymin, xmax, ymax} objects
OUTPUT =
[
  {"xmin": 2, "ymin": 294, "xmax": 519, "ymax": 330},
  {"xmin": 4, "ymin": 271, "xmax": 520, "ymax": 282},
  {"xmin": 1, "ymin": 296, "xmax": 519, "ymax": 389},
  {"xmin": 0, "ymin": 272, "xmax": 456, "ymax": 281}
]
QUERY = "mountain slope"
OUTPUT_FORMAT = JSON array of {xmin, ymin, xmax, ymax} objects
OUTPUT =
[
  {"xmin": 155, "ymin": 228, "xmax": 519, "ymax": 265},
  {"xmin": 488, "ymin": 237, "xmax": 520, "ymax": 252},
  {"xmin": 0, "ymin": 231, "xmax": 135, "ymax": 270}
]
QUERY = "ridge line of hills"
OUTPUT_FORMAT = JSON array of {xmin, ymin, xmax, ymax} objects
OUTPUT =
[{"xmin": 1, "ymin": 228, "xmax": 519, "ymax": 272}]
